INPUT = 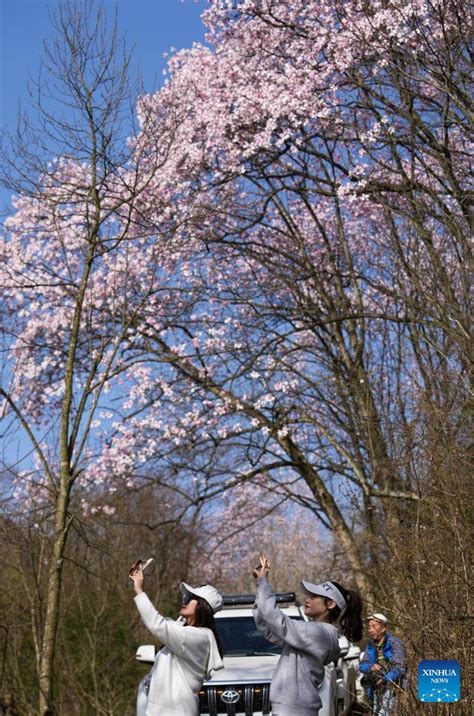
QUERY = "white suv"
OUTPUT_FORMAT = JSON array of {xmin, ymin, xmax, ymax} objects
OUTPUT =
[{"xmin": 135, "ymin": 592, "xmax": 360, "ymax": 715}]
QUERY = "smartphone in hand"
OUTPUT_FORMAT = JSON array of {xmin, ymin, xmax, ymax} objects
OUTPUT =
[
  {"xmin": 128, "ymin": 558, "xmax": 154, "ymax": 585},
  {"xmin": 130, "ymin": 557, "xmax": 154, "ymax": 573},
  {"xmin": 139, "ymin": 558, "xmax": 154, "ymax": 573}
]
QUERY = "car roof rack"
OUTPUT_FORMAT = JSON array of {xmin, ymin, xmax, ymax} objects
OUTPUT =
[{"xmin": 223, "ymin": 592, "xmax": 297, "ymax": 605}]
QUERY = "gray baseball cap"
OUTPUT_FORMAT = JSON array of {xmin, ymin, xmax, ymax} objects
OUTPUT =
[{"xmin": 300, "ymin": 580, "xmax": 347, "ymax": 610}]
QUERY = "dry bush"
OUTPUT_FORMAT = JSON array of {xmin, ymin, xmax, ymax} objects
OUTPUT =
[
  {"xmin": 360, "ymin": 397, "xmax": 471, "ymax": 715},
  {"xmin": 0, "ymin": 483, "xmax": 207, "ymax": 715}
]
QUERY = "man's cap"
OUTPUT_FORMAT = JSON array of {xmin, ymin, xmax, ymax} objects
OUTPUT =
[
  {"xmin": 300, "ymin": 580, "xmax": 347, "ymax": 610},
  {"xmin": 180, "ymin": 582, "xmax": 223, "ymax": 614},
  {"xmin": 366, "ymin": 612, "xmax": 388, "ymax": 625}
]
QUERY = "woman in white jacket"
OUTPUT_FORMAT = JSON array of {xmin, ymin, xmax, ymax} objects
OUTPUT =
[{"xmin": 130, "ymin": 566, "xmax": 224, "ymax": 716}]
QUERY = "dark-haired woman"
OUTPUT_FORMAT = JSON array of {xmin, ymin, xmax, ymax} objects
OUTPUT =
[
  {"xmin": 130, "ymin": 567, "xmax": 224, "ymax": 716},
  {"xmin": 252, "ymin": 553, "xmax": 363, "ymax": 716}
]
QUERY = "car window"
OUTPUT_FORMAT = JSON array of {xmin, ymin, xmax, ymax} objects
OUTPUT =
[{"xmin": 216, "ymin": 616, "xmax": 303, "ymax": 656}]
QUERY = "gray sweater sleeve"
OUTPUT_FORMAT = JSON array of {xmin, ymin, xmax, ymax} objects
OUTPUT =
[
  {"xmin": 254, "ymin": 576, "xmax": 339, "ymax": 661},
  {"xmin": 253, "ymin": 607, "xmax": 285, "ymax": 646}
]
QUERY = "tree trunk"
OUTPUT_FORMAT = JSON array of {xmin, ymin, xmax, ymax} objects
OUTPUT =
[{"xmin": 38, "ymin": 480, "xmax": 71, "ymax": 715}]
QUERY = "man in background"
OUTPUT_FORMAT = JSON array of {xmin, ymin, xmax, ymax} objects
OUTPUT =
[{"xmin": 359, "ymin": 613, "xmax": 406, "ymax": 714}]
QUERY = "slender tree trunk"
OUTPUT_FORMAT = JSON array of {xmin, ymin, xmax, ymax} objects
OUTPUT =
[
  {"xmin": 38, "ymin": 480, "xmax": 71, "ymax": 715},
  {"xmin": 37, "ymin": 237, "xmax": 96, "ymax": 713}
]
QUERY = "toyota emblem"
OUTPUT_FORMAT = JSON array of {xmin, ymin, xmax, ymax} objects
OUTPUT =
[{"xmin": 221, "ymin": 689, "xmax": 240, "ymax": 704}]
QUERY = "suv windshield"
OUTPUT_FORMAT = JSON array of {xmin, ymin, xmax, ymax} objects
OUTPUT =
[{"xmin": 216, "ymin": 616, "xmax": 303, "ymax": 656}]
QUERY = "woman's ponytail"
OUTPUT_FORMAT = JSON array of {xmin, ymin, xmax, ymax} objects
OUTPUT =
[
  {"xmin": 325, "ymin": 581, "xmax": 364, "ymax": 643},
  {"xmin": 339, "ymin": 587, "xmax": 363, "ymax": 642}
]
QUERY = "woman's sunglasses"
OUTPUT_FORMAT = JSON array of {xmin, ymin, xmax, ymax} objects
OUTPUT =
[{"xmin": 182, "ymin": 593, "xmax": 194, "ymax": 606}]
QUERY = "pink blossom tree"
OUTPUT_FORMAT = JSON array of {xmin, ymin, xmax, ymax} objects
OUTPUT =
[
  {"xmin": 0, "ymin": 2, "xmax": 209, "ymax": 711},
  {"xmin": 98, "ymin": 0, "xmax": 470, "ymax": 591},
  {"xmin": 189, "ymin": 479, "xmax": 353, "ymax": 594}
]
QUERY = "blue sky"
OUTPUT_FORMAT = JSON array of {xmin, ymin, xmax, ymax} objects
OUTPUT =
[{"xmin": 0, "ymin": 0, "xmax": 208, "ymax": 211}]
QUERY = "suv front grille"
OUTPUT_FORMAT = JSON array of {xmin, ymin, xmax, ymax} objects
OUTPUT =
[{"xmin": 199, "ymin": 682, "xmax": 271, "ymax": 715}]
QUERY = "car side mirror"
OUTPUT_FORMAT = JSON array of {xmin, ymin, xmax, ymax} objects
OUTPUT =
[
  {"xmin": 343, "ymin": 645, "xmax": 361, "ymax": 661},
  {"xmin": 338, "ymin": 636, "xmax": 350, "ymax": 657},
  {"xmin": 136, "ymin": 644, "xmax": 156, "ymax": 663}
]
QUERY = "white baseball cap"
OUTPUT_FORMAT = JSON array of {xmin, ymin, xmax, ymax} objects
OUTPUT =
[
  {"xmin": 367, "ymin": 613, "xmax": 388, "ymax": 625},
  {"xmin": 180, "ymin": 582, "xmax": 223, "ymax": 614},
  {"xmin": 300, "ymin": 580, "xmax": 347, "ymax": 611}
]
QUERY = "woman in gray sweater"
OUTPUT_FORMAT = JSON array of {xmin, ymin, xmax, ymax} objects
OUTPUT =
[{"xmin": 253, "ymin": 554, "xmax": 363, "ymax": 716}]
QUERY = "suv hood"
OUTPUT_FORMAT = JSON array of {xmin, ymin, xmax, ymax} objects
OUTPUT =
[{"xmin": 205, "ymin": 655, "xmax": 278, "ymax": 684}]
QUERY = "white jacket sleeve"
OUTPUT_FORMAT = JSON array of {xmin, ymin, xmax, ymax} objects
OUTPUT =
[{"xmin": 134, "ymin": 592, "xmax": 187, "ymax": 656}]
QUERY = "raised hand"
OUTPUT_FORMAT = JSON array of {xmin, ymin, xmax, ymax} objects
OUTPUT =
[
  {"xmin": 252, "ymin": 552, "xmax": 270, "ymax": 579},
  {"xmin": 129, "ymin": 562, "xmax": 145, "ymax": 594}
]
